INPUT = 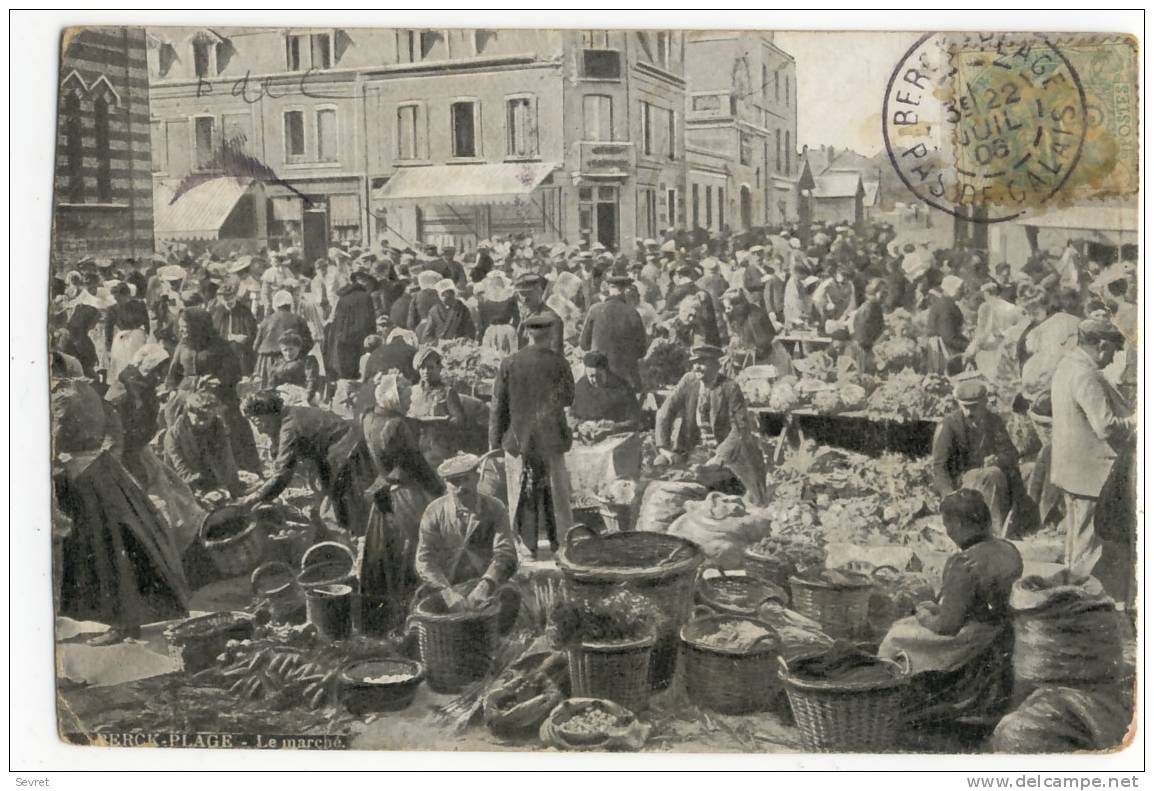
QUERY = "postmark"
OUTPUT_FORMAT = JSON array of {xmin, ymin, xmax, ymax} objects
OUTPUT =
[{"xmin": 883, "ymin": 32, "xmax": 1089, "ymax": 223}]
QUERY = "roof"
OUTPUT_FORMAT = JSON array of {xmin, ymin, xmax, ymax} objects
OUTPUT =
[
  {"xmin": 812, "ymin": 172, "xmax": 864, "ymax": 200},
  {"xmin": 153, "ymin": 177, "xmax": 253, "ymax": 242},
  {"xmin": 374, "ymin": 163, "xmax": 559, "ymax": 206},
  {"xmin": 863, "ymin": 181, "xmax": 880, "ymax": 207},
  {"xmin": 1019, "ymin": 205, "xmax": 1137, "ymax": 235}
]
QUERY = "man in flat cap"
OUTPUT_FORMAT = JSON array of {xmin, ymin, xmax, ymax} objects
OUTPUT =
[
  {"xmin": 513, "ymin": 272, "xmax": 564, "ymax": 354},
  {"xmin": 579, "ymin": 274, "xmax": 647, "ymax": 392},
  {"xmin": 931, "ymin": 380, "xmax": 1027, "ymax": 537},
  {"xmin": 571, "ymin": 350, "xmax": 642, "ymax": 432},
  {"xmin": 489, "ymin": 312, "xmax": 575, "ymax": 557},
  {"xmin": 666, "ymin": 264, "xmax": 723, "ymax": 346},
  {"xmin": 1050, "ymin": 318, "xmax": 1135, "ymax": 605}
]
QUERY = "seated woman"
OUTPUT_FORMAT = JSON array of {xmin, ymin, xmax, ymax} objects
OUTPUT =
[
  {"xmin": 268, "ymin": 331, "xmax": 321, "ymax": 404},
  {"xmin": 880, "ymin": 489, "xmax": 1023, "ymax": 729},
  {"xmin": 571, "ymin": 351, "xmax": 642, "ymax": 433},
  {"xmin": 415, "ymin": 452, "xmax": 518, "ymax": 617}
]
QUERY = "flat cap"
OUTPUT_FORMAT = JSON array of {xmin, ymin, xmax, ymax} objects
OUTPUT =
[
  {"xmin": 522, "ymin": 312, "xmax": 557, "ymax": 329},
  {"xmin": 437, "ymin": 452, "xmax": 481, "ymax": 479},
  {"xmin": 954, "ymin": 380, "xmax": 988, "ymax": 404},
  {"xmin": 689, "ymin": 344, "xmax": 723, "ymax": 361}
]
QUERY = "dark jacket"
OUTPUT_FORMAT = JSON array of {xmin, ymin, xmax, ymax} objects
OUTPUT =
[
  {"xmin": 762, "ymin": 274, "xmax": 787, "ymax": 318},
  {"xmin": 362, "ymin": 408, "xmax": 443, "ymax": 498},
  {"xmin": 516, "ymin": 304, "xmax": 565, "ymax": 355},
  {"xmin": 926, "ymin": 294, "xmax": 968, "ymax": 353},
  {"xmin": 406, "ymin": 289, "xmax": 441, "ymax": 330},
  {"xmin": 254, "ymin": 406, "xmax": 354, "ymax": 503},
  {"xmin": 104, "ymin": 300, "xmax": 150, "ymax": 348},
  {"xmin": 572, "ymin": 372, "xmax": 642, "ymax": 428},
  {"xmin": 165, "ymin": 337, "xmax": 242, "ymax": 398},
  {"xmin": 418, "ymin": 300, "xmax": 476, "ymax": 343},
  {"xmin": 852, "ymin": 300, "xmax": 886, "ymax": 351},
  {"xmin": 253, "ymin": 310, "xmax": 313, "ymax": 356},
  {"xmin": 477, "ymin": 297, "xmax": 519, "ymax": 333},
  {"xmin": 471, "ymin": 252, "xmax": 495, "ymax": 283},
  {"xmin": 656, "ymin": 372, "xmax": 749, "ymax": 452},
  {"xmin": 163, "ymin": 413, "xmax": 242, "ymax": 496},
  {"xmin": 269, "ymin": 355, "xmax": 321, "ymax": 398},
  {"xmin": 922, "ymin": 536, "xmax": 1023, "ymax": 636},
  {"xmin": 210, "ymin": 301, "xmax": 259, "ymax": 376},
  {"xmin": 489, "ymin": 344, "xmax": 575, "ymax": 458},
  {"xmin": 665, "ymin": 284, "xmax": 722, "ymax": 346},
  {"xmin": 390, "ymin": 292, "xmax": 416, "ymax": 329},
  {"xmin": 931, "ymin": 408, "xmax": 1021, "ymax": 496},
  {"xmin": 362, "ymin": 339, "xmax": 417, "ymax": 384},
  {"xmin": 884, "ymin": 269, "xmax": 910, "ymax": 311},
  {"xmin": 579, "ymin": 295, "xmax": 648, "ymax": 391},
  {"xmin": 732, "ymin": 305, "xmax": 778, "ymax": 364},
  {"xmin": 325, "ymin": 283, "xmax": 377, "ymax": 379}
]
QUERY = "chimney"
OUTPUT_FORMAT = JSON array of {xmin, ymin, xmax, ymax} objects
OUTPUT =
[{"xmin": 826, "ymin": 145, "xmax": 834, "ymax": 168}]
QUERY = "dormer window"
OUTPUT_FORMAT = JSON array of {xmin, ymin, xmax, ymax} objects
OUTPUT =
[
  {"xmin": 286, "ymin": 30, "xmax": 333, "ymax": 71},
  {"xmin": 188, "ymin": 30, "xmax": 225, "ymax": 78}
]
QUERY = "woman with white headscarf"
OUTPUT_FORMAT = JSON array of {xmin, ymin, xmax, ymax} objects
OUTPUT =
[
  {"xmin": 358, "ymin": 373, "xmax": 444, "ymax": 635},
  {"xmin": 252, "ymin": 289, "xmax": 314, "ymax": 388},
  {"xmin": 477, "ymin": 270, "xmax": 519, "ymax": 354}
]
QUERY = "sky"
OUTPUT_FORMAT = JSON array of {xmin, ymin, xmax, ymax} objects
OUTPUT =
[{"xmin": 775, "ymin": 31, "xmax": 923, "ymax": 156}]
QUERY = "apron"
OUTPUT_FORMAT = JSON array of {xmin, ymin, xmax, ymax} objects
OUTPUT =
[
  {"xmin": 107, "ymin": 328, "xmax": 147, "ymax": 393},
  {"xmin": 481, "ymin": 324, "xmax": 518, "ymax": 355}
]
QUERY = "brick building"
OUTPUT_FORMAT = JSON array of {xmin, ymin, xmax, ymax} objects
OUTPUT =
[{"xmin": 52, "ymin": 27, "xmax": 154, "ymax": 265}]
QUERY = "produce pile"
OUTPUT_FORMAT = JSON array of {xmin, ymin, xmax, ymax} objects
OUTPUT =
[
  {"xmin": 872, "ymin": 309, "xmax": 924, "ymax": 373},
  {"xmin": 439, "ymin": 339, "xmax": 504, "ymax": 395},
  {"xmin": 691, "ymin": 619, "xmax": 775, "ymax": 652},
  {"xmin": 639, "ymin": 339, "xmax": 691, "ymax": 392},
  {"xmin": 864, "ymin": 369, "xmax": 954, "ymax": 422},
  {"xmin": 575, "ymin": 419, "xmax": 618, "ymax": 445},
  {"xmin": 549, "ymin": 590, "xmax": 658, "ymax": 646}
]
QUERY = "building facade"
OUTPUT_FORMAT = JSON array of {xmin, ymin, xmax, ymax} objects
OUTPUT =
[
  {"xmin": 684, "ymin": 31, "xmax": 799, "ymax": 234},
  {"xmin": 53, "ymin": 27, "xmax": 154, "ymax": 264},
  {"xmin": 146, "ymin": 27, "xmax": 687, "ymax": 256}
]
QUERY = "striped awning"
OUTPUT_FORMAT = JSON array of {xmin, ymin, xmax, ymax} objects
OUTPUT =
[
  {"xmin": 374, "ymin": 163, "xmax": 559, "ymax": 206},
  {"xmin": 153, "ymin": 177, "xmax": 253, "ymax": 241}
]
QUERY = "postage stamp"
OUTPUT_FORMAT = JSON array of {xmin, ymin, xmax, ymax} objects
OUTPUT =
[{"xmin": 883, "ymin": 32, "xmax": 1138, "ymax": 222}]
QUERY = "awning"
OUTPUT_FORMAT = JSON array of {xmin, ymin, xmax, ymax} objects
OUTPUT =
[
  {"xmin": 374, "ymin": 163, "xmax": 559, "ymax": 206},
  {"xmin": 1019, "ymin": 206, "xmax": 1137, "ymax": 243},
  {"xmin": 154, "ymin": 177, "xmax": 253, "ymax": 241}
]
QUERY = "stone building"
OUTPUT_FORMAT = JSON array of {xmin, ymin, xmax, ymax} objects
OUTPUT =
[{"xmin": 53, "ymin": 27, "xmax": 154, "ymax": 264}]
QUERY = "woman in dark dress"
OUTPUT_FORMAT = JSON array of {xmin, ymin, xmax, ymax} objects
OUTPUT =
[
  {"xmin": 165, "ymin": 308, "xmax": 260, "ymax": 472},
  {"xmin": 60, "ymin": 304, "xmax": 101, "ymax": 381},
  {"xmin": 52, "ymin": 361, "xmax": 189, "ymax": 645},
  {"xmin": 358, "ymin": 373, "xmax": 443, "ymax": 636}
]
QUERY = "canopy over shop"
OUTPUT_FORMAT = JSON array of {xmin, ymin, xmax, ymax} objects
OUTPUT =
[
  {"xmin": 153, "ymin": 177, "xmax": 266, "ymax": 256},
  {"xmin": 373, "ymin": 162, "xmax": 563, "ymax": 252},
  {"xmin": 993, "ymin": 202, "xmax": 1139, "ymax": 267}
]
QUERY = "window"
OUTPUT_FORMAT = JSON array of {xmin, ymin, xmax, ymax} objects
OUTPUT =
[
  {"xmin": 775, "ymin": 129, "xmax": 782, "ymax": 173},
  {"xmin": 691, "ymin": 183, "xmax": 699, "ymax": 227},
  {"xmin": 192, "ymin": 39, "xmax": 214, "ymax": 78},
  {"xmin": 420, "ymin": 31, "xmax": 445, "ymax": 60},
  {"xmin": 283, "ymin": 110, "xmax": 305, "ymax": 162},
  {"xmin": 94, "ymin": 97, "xmax": 111, "ymax": 201},
  {"xmin": 784, "ymin": 130, "xmax": 791, "ymax": 176},
  {"xmin": 165, "ymin": 119, "xmax": 188, "ymax": 173},
  {"xmin": 641, "ymin": 102, "xmax": 653, "ymax": 156},
  {"xmin": 396, "ymin": 30, "xmax": 418, "ymax": 63},
  {"xmin": 317, "ymin": 107, "xmax": 337, "ymax": 161},
  {"xmin": 450, "ymin": 100, "xmax": 478, "ymax": 158},
  {"xmin": 762, "ymin": 64, "xmax": 769, "ymax": 101},
  {"xmin": 740, "ymin": 132, "xmax": 753, "ymax": 166},
  {"xmin": 581, "ymin": 30, "xmax": 621, "ymax": 79},
  {"xmin": 63, "ymin": 93, "xmax": 82, "ymax": 203},
  {"xmin": 641, "ymin": 188, "xmax": 657, "ymax": 239},
  {"xmin": 667, "ymin": 188, "xmax": 677, "ymax": 226},
  {"xmin": 287, "ymin": 32, "xmax": 332, "ymax": 70},
  {"xmin": 718, "ymin": 187, "xmax": 725, "ymax": 230},
  {"xmin": 785, "ymin": 75, "xmax": 790, "ymax": 108},
  {"xmin": 193, "ymin": 115, "xmax": 216, "ymax": 171},
  {"xmin": 397, "ymin": 104, "xmax": 421, "ymax": 160},
  {"xmin": 666, "ymin": 108, "xmax": 676, "ymax": 159},
  {"xmin": 150, "ymin": 120, "xmax": 167, "ymax": 173},
  {"xmin": 655, "ymin": 32, "xmax": 671, "ymax": 69},
  {"xmin": 474, "ymin": 30, "xmax": 496, "ymax": 55},
  {"xmin": 582, "ymin": 94, "xmax": 612, "ymax": 141},
  {"xmin": 705, "ymin": 185, "xmax": 712, "ymax": 229},
  {"xmin": 506, "ymin": 96, "xmax": 537, "ymax": 158},
  {"xmin": 774, "ymin": 70, "xmax": 780, "ymax": 102}
]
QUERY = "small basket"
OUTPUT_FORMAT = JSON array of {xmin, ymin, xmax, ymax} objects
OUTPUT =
[
  {"xmin": 680, "ymin": 615, "xmax": 779, "ymax": 714},
  {"xmin": 789, "ymin": 574, "xmax": 873, "ymax": 640},
  {"xmin": 567, "ymin": 634, "xmax": 655, "ymax": 713},
  {"xmin": 412, "ymin": 591, "xmax": 502, "ymax": 694},
  {"xmin": 251, "ymin": 561, "xmax": 305, "ymax": 623},
  {"xmin": 298, "ymin": 541, "xmax": 356, "ymax": 590},
  {"xmin": 199, "ymin": 506, "xmax": 270, "ymax": 577},
  {"xmin": 743, "ymin": 546, "xmax": 795, "ymax": 593},
  {"xmin": 164, "ymin": 612, "xmax": 254, "ymax": 673},
  {"xmin": 779, "ymin": 653, "xmax": 909, "ymax": 752},
  {"xmin": 597, "ymin": 499, "xmax": 634, "ymax": 533}
]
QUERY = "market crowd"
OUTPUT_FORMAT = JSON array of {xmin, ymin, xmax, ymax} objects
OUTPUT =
[{"xmin": 51, "ymin": 217, "xmax": 1137, "ymax": 729}]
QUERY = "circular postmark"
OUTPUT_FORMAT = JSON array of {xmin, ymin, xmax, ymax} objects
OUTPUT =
[{"xmin": 883, "ymin": 32, "xmax": 1088, "ymax": 223}]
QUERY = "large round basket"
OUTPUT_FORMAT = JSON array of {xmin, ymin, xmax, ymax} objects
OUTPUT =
[
  {"xmin": 556, "ymin": 526, "xmax": 703, "ymax": 691},
  {"xmin": 412, "ymin": 590, "xmax": 501, "ymax": 694},
  {"xmin": 681, "ymin": 615, "xmax": 779, "ymax": 715},
  {"xmin": 695, "ymin": 570, "xmax": 787, "ymax": 618},
  {"xmin": 199, "ymin": 506, "xmax": 269, "ymax": 577},
  {"xmin": 779, "ymin": 654, "xmax": 909, "ymax": 752},
  {"xmin": 164, "ymin": 611, "xmax": 254, "ymax": 673},
  {"xmin": 742, "ymin": 546, "xmax": 795, "ymax": 593},
  {"xmin": 789, "ymin": 574, "xmax": 874, "ymax": 640},
  {"xmin": 567, "ymin": 633, "xmax": 655, "ymax": 714},
  {"xmin": 250, "ymin": 561, "xmax": 305, "ymax": 623}
]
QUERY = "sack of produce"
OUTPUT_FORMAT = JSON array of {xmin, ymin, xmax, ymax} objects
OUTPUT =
[
  {"xmin": 991, "ymin": 686, "xmax": 1132, "ymax": 753},
  {"xmin": 635, "ymin": 480, "xmax": 707, "ymax": 534},
  {"xmin": 1011, "ymin": 570, "xmax": 1125, "ymax": 684},
  {"xmin": 767, "ymin": 378, "xmax": 800, "ymax": 412},
  {"xmin": 837, "ymin": 383, "xmax": 868, "ymax": 411},
  {"xmin": 667, "ymin": 493, "xmax": 771, "ymax": 570},
  {"xmin": 540, "ymin": 698, "xmax": 652, "ymax": 751},
  {"xmin": 483, "ymin": 670, "xmax": 564, "ymax": 741}
]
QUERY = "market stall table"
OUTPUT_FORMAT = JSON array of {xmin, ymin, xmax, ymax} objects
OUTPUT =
[{"xmin": 752, "ymin": 407, "xmax": 941, "ymax": 458}]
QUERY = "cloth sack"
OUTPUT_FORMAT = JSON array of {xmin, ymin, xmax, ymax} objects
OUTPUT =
[{"xmin": 635, "ymin": 480, "xmax": 707, "ymax": 534}]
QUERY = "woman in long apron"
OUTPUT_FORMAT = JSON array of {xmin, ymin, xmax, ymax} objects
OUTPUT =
[
  {"xmin": 104, "ymin": 282, "xmax": 150, "ymax": 397},
  {"xmin": 358, "ymin": 374, "xmax": 444, "ymax": 636}
]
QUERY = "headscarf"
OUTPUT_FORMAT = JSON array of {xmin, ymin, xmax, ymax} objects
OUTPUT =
[
  {"xmin": 272, "ymin": 289, "xmax": 294, "ymax": 309},
  {"xmin": 413, "ymin": 346, "xmax": 441, "ymax": 370},
  {"xmin": 373, "ymin": 372, "xmax": 412, "ymax": 414},
  {"xmin": 131, "ymin": 342, "xmax": 171, "ymax": 375},
  {"xmin": 386, "ymin": 327, "xmax": 418, "ymax": 346}
]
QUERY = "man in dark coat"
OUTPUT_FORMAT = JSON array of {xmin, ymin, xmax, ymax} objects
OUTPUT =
[
  {"xmin": 324, "ymin": 272, "xmax": 377, "ymax": 380},
  {"xmin": 406, "ymin": 270, "xmax": 443, "ymax": 330},
  {"xmin": 362, "ymin": 332, "xmax": 418, "ymax": 384},
  {"xmin": 579, "ymin": 274, "xmax": 647, "ymax": 391},
  {"xmin": 514, "ymin": 273, "xmax": 564, "ymax": 354},
  {"xmin": 571, "ymin": 351, "xmax": 642, "ymax": 431},
  {"xmin": 470, "ymin": 242, "xmax": 495, "ymax": 283},
  {"xmin": 666, "ymin": 265, "xmax": 723, "ymax": 346},
  {"xmin": 931, "ymin": 381, "xmax": 1027, "ymax": 537},
  {"xmin": 441, "ymin": 245, "xmax": 468, "ymax": 289},
  {"xmin": 883, "ymin": 257, "xmax": 911, "ymax": 312},
  {"xmin": 761, "ymin": 259, "xmax": 788, "ymax": 322},
  {"xmin": 489, "ymin": 313, "xmax": 575, "ymax": 556},
  {"xmin": 390, "ymin": 281, "xmax": 419, "ymax": 329},
  {"xmin": 210, "ymin": 281, "xmax": 259, "ymax": 376}
]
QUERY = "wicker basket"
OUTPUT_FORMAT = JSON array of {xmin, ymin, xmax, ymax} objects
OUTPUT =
[
  {"xmin": 164, "ymin": 612, "xmax": 254, "ymax": 673},
  {"xmin": 779, "ymin": 653, "xmax": 909, "ymax": 752},
  {"xmin": 412, "ymin": 590, "xmax": 501, "ymax": 694},
  {"xmin": 789, "ymin": 574, "xmax": 874, "ymax": 640},
  {"xmin": 743, "ymin": 547, "xmax": 795, "ymax": 593},
  {"xmin": 695, "ymin": 570, "xmax": 788, "ymax": 617},
  {"xmin": 597, "ymin": 499, "xmax": 634, "ymax": 533},
  {"xmin": 568, "ymin": 633, "xmax": 655, "ymax": 713},
  {"xmin": 251, "ymin": 561, "xmax": 305, "ymax": 623},
  {"xmin": 199, "ymin": 506, "xmax": 269, "ymax": 577},
  {"xmin": 556, "ymin": 526, "xmax": 703, "ymax": 691},
  {"xmin": 681, "ymin": 615, "xmax": 779, "ymax": 714},
  {"xmin": 297, "ymin": 541, "xmax": 356, "ymax": 589}
]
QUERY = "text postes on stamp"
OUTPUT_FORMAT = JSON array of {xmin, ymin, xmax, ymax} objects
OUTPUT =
[{"xmin": 884, "ymin": 32, "xmax": 1088, "ymax": 223}]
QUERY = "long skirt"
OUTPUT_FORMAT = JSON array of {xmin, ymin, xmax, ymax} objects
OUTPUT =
[
  {"xmin": 55, "ymin": 451, "xmax": 189, "ymax": 629},
  {"xmin": 358, "ymin": 482, "xmax": 435, "ymax": 636},
  {"xmin": 254, "ymin": 352, "xmax": 281, "ymax": 389}
]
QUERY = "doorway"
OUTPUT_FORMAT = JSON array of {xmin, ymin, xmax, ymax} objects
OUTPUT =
[
  {"xmin": 579, "ymin": 185, "xmax": 619, "ymax": 251},
  {"xmin": 303, "ymin": 208, "xmax": 329, "ymax": 268}
]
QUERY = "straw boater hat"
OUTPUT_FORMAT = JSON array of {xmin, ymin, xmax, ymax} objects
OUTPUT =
[{"xmin": 158, "ymin": 264, "xmax": 187, "ymax": 282}]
